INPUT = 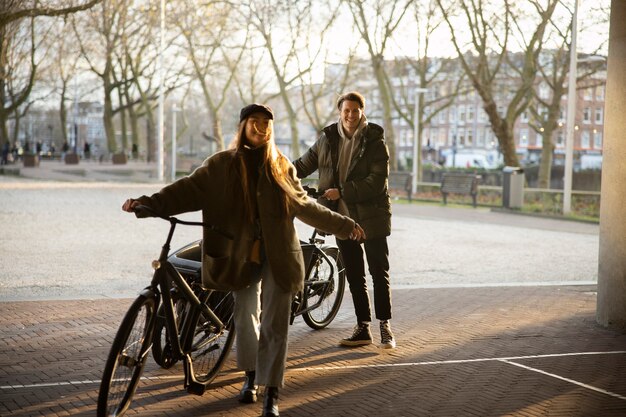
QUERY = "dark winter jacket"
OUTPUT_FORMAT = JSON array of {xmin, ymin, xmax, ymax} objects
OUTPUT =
[{"xmin": 293, "ymin": 122, "xmax": 391, "ymax": 240}]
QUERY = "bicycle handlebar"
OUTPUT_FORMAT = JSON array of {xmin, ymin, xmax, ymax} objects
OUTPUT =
[
  {"xmin": 302, "ymin": 185, "xmax": 323, "ymax": 199},
  {"xmin": 134, "ymin": 204, "xmax": 234, "ymax": 240}
]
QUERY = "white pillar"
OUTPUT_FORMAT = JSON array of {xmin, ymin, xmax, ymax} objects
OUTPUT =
[{"xmin": 597, "ymin": 0, "xmax": 626, "ymax": 332}]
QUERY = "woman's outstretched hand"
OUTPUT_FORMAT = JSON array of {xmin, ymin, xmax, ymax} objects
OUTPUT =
[
  {"xmin": 350, "ymin": 223, "xmax": 366, "ymax": 241},
  {"xmin": 122, "ymin": 198, "xmax": 139, "ymax": 212}
]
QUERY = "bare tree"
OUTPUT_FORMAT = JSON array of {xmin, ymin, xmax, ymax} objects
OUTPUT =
[
  {"xmin": 436, "ymin": 0, "xmax": 560, "ymax": 167},
  {"xmin": 1, "ymin": 0, "xmax": 100, "ymax": 148},
  {"xmin": 0, "ymin": 0, "xmax": 101, "ymax": 27},
  {"xmin": 389, "ymin": 0, "xmax": 465, "ymax": 178},
  {"xmin": 246, "ymin": 0, "xmax": 338, "ymax": 158},
  {"xmin": 175, "ymin": 0, "xmax": 246, "ymax": 151},
  {"xmin": 344, "ymin": 0, "xmax": 413, "ymax": 170},
  {"xmin": 527, "ymin": 4, "xmax": 608, "ymax": 188},
  {"xmin": 298, "ymin": 51, "xmax": 359, "ymax": 134},
  {"xmin": 72, "ymin": 0, "xmax": 129, "ymax": 153}
]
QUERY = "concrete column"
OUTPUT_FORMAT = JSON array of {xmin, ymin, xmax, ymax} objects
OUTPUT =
[{"xmin": 597, "ymin": 0, "xmax": 626, "ymax": 332}]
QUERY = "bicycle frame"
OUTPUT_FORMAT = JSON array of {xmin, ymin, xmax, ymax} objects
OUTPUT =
[{"xmin": 140, "ymin": 212, "xmax": 229, "ymax": 394}]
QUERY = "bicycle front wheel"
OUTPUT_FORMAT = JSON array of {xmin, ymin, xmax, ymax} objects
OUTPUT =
[
  {"xmin": 189, "ymin": 290, "xmax": 236, "ymax": 384},
  {"xmin": 97, "ymin": 294, "xmax": 156, "ymax": 417},
  {"xmin": 302, "ymin": 247, "xmax": 346, "ymax": 329}
]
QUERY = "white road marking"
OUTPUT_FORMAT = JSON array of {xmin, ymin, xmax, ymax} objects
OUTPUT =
[
  {"xmin": 2, "ymin": 350, "xmax": 625, "ymax": 401},
  {"xmin": 500, "ymin": 359, "xmax": 626, "ymax": 401}
]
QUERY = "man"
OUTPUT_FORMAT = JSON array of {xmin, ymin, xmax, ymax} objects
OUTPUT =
[{"xmin": 293, "ymin": 91, "xmax": 395, "ymax": 349}]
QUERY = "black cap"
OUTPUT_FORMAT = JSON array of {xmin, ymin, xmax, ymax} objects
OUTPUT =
[{"xmin": 239, "ymin": 103, "xmax": 274, "ymax": 122}]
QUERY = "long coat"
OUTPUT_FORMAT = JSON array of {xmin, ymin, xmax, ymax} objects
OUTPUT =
[
  {"xmin": 293, "ymin": 122, "xmax": 391, "ymax": 240},
  {"xmin": 135, "ymin": 149, "xmax": 355, "ymax": 293}
]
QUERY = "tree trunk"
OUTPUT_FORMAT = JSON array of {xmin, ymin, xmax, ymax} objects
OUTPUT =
[
  {"xmin": 103, "ymin": 87, "xmax": 116, "ymax": 153},
  {"xmin": 373, "ymin": 58, "xmax": 396, "ymax": 170}
]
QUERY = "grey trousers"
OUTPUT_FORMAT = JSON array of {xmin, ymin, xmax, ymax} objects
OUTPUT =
[{"xmin": 232, "ymin": 262, "xmax": 293, "ymax": 387}]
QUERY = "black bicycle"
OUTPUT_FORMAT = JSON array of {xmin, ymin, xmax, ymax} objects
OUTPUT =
[
  {"xmin": 97, "ymin": 206, "xmax": 236, "ymax": 417},
  {"xmin": 151, "ymin": 187, "xmax": 347, "ymax": 369}
]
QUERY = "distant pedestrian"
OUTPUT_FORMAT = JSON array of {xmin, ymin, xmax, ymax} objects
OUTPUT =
[
  {"xmin": 1, "ymin": 142, "xmax": 9, "ymax": 165},
  {"xmin": 84, "ymin": 142, "xmax": 91, "ymax": 160}
]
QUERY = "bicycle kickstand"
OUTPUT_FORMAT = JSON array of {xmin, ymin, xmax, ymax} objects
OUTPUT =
[{"xmin": 183, "ymin": 354, "xmax": 207, "ymax": 396}]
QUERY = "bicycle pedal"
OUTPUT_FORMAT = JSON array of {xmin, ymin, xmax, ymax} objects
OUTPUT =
[{"xmin": 186, "ymin": 380, "xmax": 207, "ymax": 396}]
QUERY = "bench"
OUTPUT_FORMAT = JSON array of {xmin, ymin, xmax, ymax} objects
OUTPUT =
[
  {"xmin": 388, "ymin": 171, "xmax": 413, "ymax": 202},
  {"xmin": 440, "ymin": 173, "xmax": 481, "ymax": 207}
]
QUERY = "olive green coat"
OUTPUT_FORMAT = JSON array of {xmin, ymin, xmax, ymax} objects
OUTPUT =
[{"xmin": 135, "ymin": 149, "xmax": 355, "ymax": 293}]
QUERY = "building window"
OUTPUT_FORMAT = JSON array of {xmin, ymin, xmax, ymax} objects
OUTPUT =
[
  {"xmin": 457, "ymin": 128, "xmax": 466, "ymax": 146},
  {"xmin": 535, "ymin": 133, "xmax": 543, "ymax": 148},
  {"xmin": 539, "ymin": 82, "xmax": 550, "ymax": 99},
  {"xmin": 581, "ymin": 130, "xmax": 590, "ymax": 148},
  {"xmin": 594, "ymin": 131, "xmax": 603, "ymax": 149},
  {"xmin": 476, "ymin": 128, "xmax": 484, "ymax": 146},
  {"xmin": 556, "ymin": 131, "xmax": 564, "ymax": 147},
  {"xmin": 467, "ymin": 105, "xmax": 474, "ymax": 122},
  {"xmin": 596, "ymin": 86, "xmax": 605, "ymax": 101},
  {"xmin": 584, "ymin": 88, "xmax": 593, "ymax": 100},
  {"xmin": 521, "ymin": 111, "xmax": 529, "ymax": 123},
  {"xmin": 478, "ymin": 109, "xmax": 486, "ymax": 123},
  {"xmin": 459, "ymin": 106, "xmax": 466, "ymax": 123},
  {"xmin": 467, "ymin": 129, "xmax": 473, "ymax": 146},
  {"xmin": 519, "ymin": 128, "xmax": 528, "ymax": 146},
  {"xmin": 595, "ymin": 108, "xmax": 603, "ymax": 125},
  {"xmin": 583, "ymin": 107, "xmax": 591, "ymax": 124},
  {"xmin": 449, "ymin": 107, "xmax": 456, "ymax": 123}
]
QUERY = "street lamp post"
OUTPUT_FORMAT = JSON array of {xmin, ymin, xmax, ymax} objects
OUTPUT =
[
  {"xmin": 412, "ymin": 87, "xmax": 428, "ymax": 196},
  {"xmin": 171, "ymin": 104, "xmax": 180, "ymax": 182},
  {"xmin": 156, "ymin": 0, "xmax": 165, "ymax": 182},
  {"xmin": 563, "ymin": 0, "xmax": 579, "ymax": 215}
]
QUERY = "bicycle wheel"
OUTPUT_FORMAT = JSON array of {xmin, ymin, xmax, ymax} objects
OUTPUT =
[
  {"xmin": 152, "ymin": 293, "xmax": 186, "ymax": 369},
  {"xmin": 97, "ymin": 294, "xmax": 156, "ymax": 417},
  {"xmin": 189, "ymin": 291, "xmax": 236, "ymax": 383},
  {"xmin": 302, "ymin": 247, "xmax": 346, "ymax": 329}
]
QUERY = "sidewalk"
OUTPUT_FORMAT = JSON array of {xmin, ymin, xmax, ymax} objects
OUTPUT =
[
  {"xmin": 0, "ymin": 158, "xmax": 160, "ymax": 183},
  {"xmin": 1, "ymin": 285, "xmax": 625, "ymax": 417}
]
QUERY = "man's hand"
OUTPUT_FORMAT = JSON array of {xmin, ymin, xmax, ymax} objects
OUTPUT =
[
  {"xmin": 350, "ymin": 223, "xmax": 366, "ymax": 241},
  {"xmin": 322, "ymin": 188, "xmax": 341, "ymax": 201}
]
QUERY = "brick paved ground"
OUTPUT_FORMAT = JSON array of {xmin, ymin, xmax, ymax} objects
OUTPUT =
[{"xmin": 1, "ymin": 285, "xmax": 626, "ymax": 417}]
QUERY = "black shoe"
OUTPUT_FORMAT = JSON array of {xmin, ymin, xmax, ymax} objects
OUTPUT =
[
  {"xmin": 239, "ymin": 370, "xmax": 258, "ymax": 403},
  {"xmin": 339, "ymin": 322, "xmax": 373, "ymax": 347},
  {"xmin": 261, "ymin": 386, "xmax": 279, "ymax": 417},
  {"xmin": 379, "ymin": 320, "xmax": 396, "ymax": 349}
]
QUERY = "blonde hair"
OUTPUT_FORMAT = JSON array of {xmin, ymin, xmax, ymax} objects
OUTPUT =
[{"xmin": 231, "ymin": 118, "xmax": 303, "ymax": 221}]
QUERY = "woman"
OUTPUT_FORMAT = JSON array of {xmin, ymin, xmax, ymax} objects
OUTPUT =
[{"xmin": 122, "ymin": 103, "xmax": 365, "ymax": 417}]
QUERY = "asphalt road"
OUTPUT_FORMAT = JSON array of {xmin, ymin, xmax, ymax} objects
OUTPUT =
[{"xmin": 0, "ymin": 175, "xmax": 598, "ymax": 301}]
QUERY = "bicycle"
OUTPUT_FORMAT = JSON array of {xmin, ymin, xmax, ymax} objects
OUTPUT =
[
  {"xmin": 151, "ymin": 186, "xmax": 347, "ymax": 369},
  {"xmin": 97, "ymin": 206, "xmax": 236, "ymax": 417}
]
